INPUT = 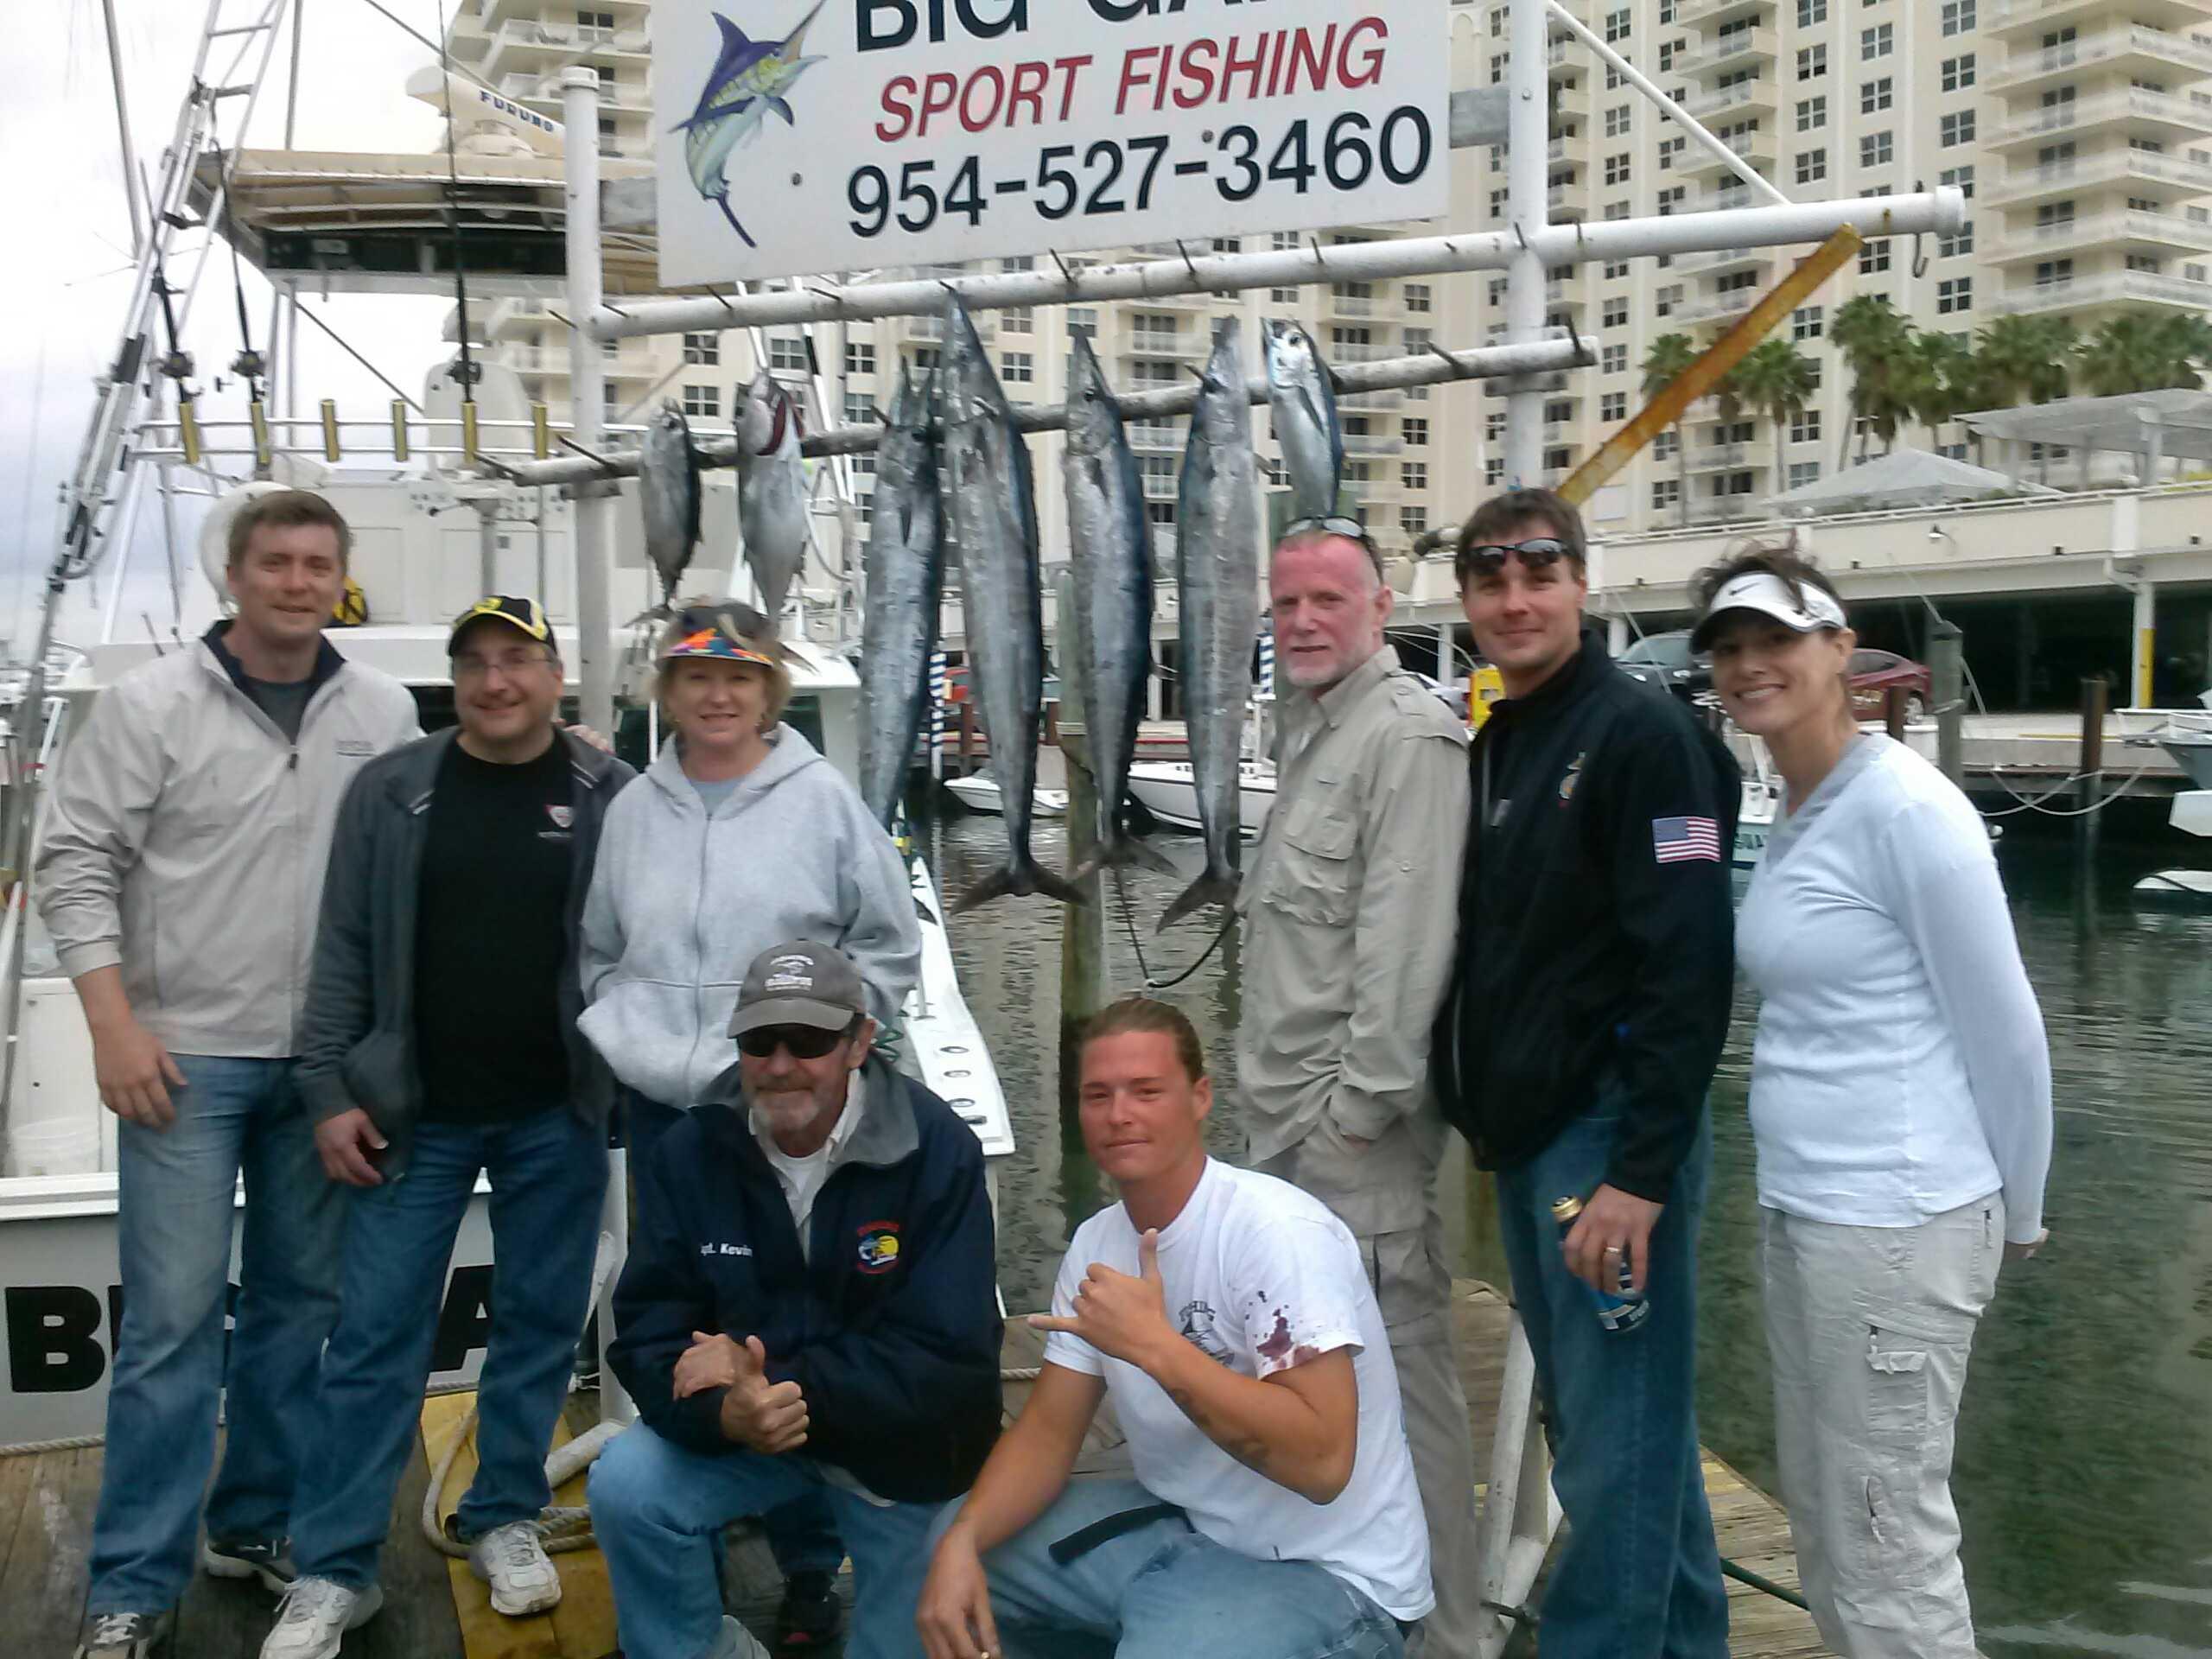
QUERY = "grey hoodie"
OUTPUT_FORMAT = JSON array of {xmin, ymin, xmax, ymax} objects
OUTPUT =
[{"xmin": 578, "ymin": 727, "xmax": 921, "ymax": 1107}]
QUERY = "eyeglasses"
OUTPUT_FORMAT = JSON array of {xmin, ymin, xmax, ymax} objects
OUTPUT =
[
  {"xmin": 453, "ymin": 651, "xmax": 556, "ymax": 681},
  {"xmin": 1457, "ymin": 537, "xmax": 1572, "ymax": 579},
  {"xmin": 736, "ymin": 1024, "xmax": 851, "ymax": 1060},
  {"xmin": 1281, "ymin": 515, "xmax": 1384, "ymax": 578}
]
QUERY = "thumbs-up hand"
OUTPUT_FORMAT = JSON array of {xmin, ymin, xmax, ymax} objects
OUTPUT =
[
  {"xmin": 1027, "ymin": 1229, "xmax": 1174, "ymax": 1370},
  {"xmin": 675, "ymin": 1331, "xmax": 810, "ymax": 1455}
]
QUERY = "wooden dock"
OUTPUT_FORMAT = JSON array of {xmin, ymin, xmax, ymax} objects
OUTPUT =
[{"xmin": 0, "ymin": 1281, "xmax": 1830, "ymax": 1657}]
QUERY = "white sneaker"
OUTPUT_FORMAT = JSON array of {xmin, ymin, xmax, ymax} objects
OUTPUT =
[
  {"xmin": 73, "ymin": 1610, "xmax": 173, "ymax": 1659},
  {"xmin": 259, "ymin": 1577, "xmax": 383, "ymax": 1659},
  {"xmin": 467, "ymin": 1520, "xmax": 562, "ymax": 1617},
  {"xmin": 706, "ymin": 1616, "xmax": 774, "ymax": 1659}
]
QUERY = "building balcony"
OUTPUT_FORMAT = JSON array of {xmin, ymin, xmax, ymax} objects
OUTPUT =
[
  {"xmin": 1343, "ymin": 432, "xmax": 1405, "ymax": 457},
  {"xmin": 1674, "ymin": 289, "xmax": 1761, "ymax": 327},
  {"xmin": 894, "ymin": 312, "xmax": 994, "ymax": 345},
  {"xmin": 1122, "ymin": 327, "xmax": 1209, "ymax": 359},
  {"xmin": 1553, "ymin": 86, "xmax": 1591, "ymax": 124},
  {"xmin": 1984, "ymin": 0, "xmax": 2212, "ymax": 43},
  {"xmin": 1676, "ymin": 131, "xmax": 1778, "ymax": 180},
  {"xmin": 477, "ymin": 0, "xmax": 646, "ymax": 24},
  {"xmin": 1547, "ymin": 177, "xmax": 1589, "ymax": 217},
  {"xmin": 1675, "ymin": 27, "xmax": 1779, "ymax": 80},
  {"xmin": 1988, "ymin": 207, "xmax": 2212, "ymax": 263},
  {"xmin": 1986, "ymin": 23, "xmax": 2212, "ymax": 96},
  {"xmin": 1688, "ymin": 442, "xmax": 1757, "ymax": 473},
  {"xmin": 1325, "ymin": 290, "xmax": 1406, "ymax": 321},
  {"xmin": 1126, "ymin": 423, "xmax": 1181, "ymax": 452},
  {"xmin": 1989, "ymin": 268, "xmax": 2212, "ymax": 316},
  {"xmin": 1986, "ymin": 86, "xmax": 2212, "ymax": 151},
  {"xmin": 1681, "ymin": 79, "xmax": 1777, "ymax": 122},
  {"xmin": 480, "ymin": 17, "xmax": 648, "ymax": 79},
  {"xmin": 1546, "ymin": 37, "xmax": 1576, "ymax": 82},
  {"xmin": 1673, "ymin": 245, "xmax": 1776, "ymax": 277},
  {"xmin": 1985, "ymin": 146, "xmax": 2212, "ymax": 207},
  {"xmin": 502, "ymin": 344, "xmax": 659, "ymax": 378},
  {"xmin": 1675, "ymin": 0, "xmax": 1773, "ymax": 26},
  {"xmin": 1325, "ymin": 339, "xmax": 1399, "ymax": 364}
]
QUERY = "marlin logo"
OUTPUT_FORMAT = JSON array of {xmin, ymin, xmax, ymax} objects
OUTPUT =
[{"xmin": 673, "ymin": 3, "xmax": 828, "ymax": 250}]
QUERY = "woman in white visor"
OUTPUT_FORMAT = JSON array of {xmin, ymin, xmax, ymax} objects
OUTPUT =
[{"xmin": 1690, "ymin": 547, "xmax": 2052, "ymax": 1659}]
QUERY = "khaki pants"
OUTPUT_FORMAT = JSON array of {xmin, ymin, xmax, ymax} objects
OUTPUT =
[
  {"xmin": 1257, "ymin": 1109, "xmax": 1484, "ymax": 1659},
  {"xmin": 1760, "ymin": 1198, "xmax": 2003, "ymax": 1659}
]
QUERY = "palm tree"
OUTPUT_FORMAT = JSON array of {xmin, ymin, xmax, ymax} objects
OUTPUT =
[
  {"xmin": 1974, "ymin": 315, "xmax": 2074, "ymax": 408},
  {"xmin": 2072, "ymin": 311, "xmax": 2211, "ymax": 397},
  {"xmin": 1830, "ymin": 296, "xmax": 1913, "ymax": 467},
  {"xmin": 1640, "ymin": 333, "xmax": 1701, "ymax": 529},
  {"xmin": 1724, "ymin": 337, "xmax": 1821, "ymax": 499},
  {"xmin": 1900, "ymin": 331, "xmax": 1974, "ymax": 451}
]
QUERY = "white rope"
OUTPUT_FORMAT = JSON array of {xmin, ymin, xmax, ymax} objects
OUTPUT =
[{"xmin": 0, "ymin": 1431, "xmax": 106, "ymax": 1459}]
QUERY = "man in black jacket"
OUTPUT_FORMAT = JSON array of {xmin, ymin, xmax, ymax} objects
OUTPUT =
[
  {"xmin": 263, "ymin": 597, "xmax": 634, "ymax": 1659},
  {"xmin": 589, "ymin": 939, "xmax": 1001, "ymax": 1659},
  {"xmin": 1433, "ymin": 492, "xmax": 1738, "ymax": 1659}
]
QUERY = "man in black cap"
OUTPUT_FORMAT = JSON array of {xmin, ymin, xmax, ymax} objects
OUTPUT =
[
  {"xmin": 589, "ymin": 938, "xmax": 1002, "ymax": 1659},
  {"xmin": 261, "ymin": 597, "xmax": 635, "ymax": 1659}
]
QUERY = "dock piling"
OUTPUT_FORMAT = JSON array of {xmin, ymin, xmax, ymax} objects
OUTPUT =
[
  {"xmin": 1930, "ymin": 621, "xmax": 1966, "ymax": 786},
  {"xmin": 2077, "ymin": 675, "xmax": 2108, "ymax": 868}
]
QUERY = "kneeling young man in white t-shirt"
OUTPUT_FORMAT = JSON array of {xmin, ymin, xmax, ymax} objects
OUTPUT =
[{"xmin": 918, "ymin": 995, "xmax": 1433, "ymax": 1659}]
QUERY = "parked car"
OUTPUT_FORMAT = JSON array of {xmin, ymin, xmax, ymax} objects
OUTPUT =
[
  {"xmin": 1847, "ymin": 648, "xmax": 1932, "ymax": 721},
  {"xmin": 1618, "ymin": 631, "xmax": 1931, "ymax": 720},
  {"xmin": 1617, "ymin": 630, "xmax": 1709, "ymax": 699}
]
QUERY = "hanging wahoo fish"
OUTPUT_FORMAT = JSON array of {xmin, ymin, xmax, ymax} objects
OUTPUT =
[
  {"xmin": 636, "ymin": 400, "xmax": 702, "ymax": 620},
  {"xmin": 1265, "ymin": 319, "xmax": 1344, "ymax": 520},
  {"xmin": 1163, "ymin": 319, "xmax": 1262, "ymax": 931},
  {"xmin": 858, "ymin": 367, "xmax": 944, "ymax": 830},
  {"xmin": 938, "ymin": 297, "xmax": 1083, "ymax": 911},
  {"xmin": 671, "ymin": 2, "xmax": 828, "ymax": 249},
  {"xmin": 1062, "ymin": 332, "xmax": 1162, "ymax": 881},
  {"xmin": 734, "ymin": 368, "xmax": 808, "ymax": 624}
]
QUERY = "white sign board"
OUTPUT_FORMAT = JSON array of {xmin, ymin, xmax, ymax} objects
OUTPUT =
[
  {"xmin": 652, "ymin": 0, "xmax": 1452, "ymax": 288},
  {"xmin": 1, "ymin": 1184, "xmax": 500, "ymax": 1449}
]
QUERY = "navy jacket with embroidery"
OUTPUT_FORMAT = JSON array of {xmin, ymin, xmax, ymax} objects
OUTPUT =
[
  {"xmin": 1433, "ymin": 628, "xmax": 1741, "ymax": 1202},
  {"xmin": 608, "ymin": 1058, "xmax": 1002, "ymax": 1502}
]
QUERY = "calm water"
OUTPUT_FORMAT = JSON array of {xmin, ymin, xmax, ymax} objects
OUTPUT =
[{"xmin": 925, "ymin": 809, "xmax": 2212, "ymax": 1658}]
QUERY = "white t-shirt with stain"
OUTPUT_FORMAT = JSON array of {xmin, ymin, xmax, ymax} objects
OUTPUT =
[{"xmin": 1042, "ymin": 1158, "xmax": 1434, "ymax": 1621}]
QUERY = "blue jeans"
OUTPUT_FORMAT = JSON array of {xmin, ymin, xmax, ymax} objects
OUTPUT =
[
  {"xmin": 88, "ymin": 1054, "xmax": 343, "ymax": 1614},
  {"xmin": 623, "ymin": 1088, "xmax": 843, "ymax": 1583},
  {"xmin": 288, "ymin": 1108, "xmax": 607, "ymax": 1588},
  {"xmin": 588, "ymin": 1422, "xmax": 938, "ymax": 1659},
  {"xmin": 932, "ymin": 1478, "xmax": 1403, "ymax": 1659},
  {"xmin": 1495, "ymin": 1108, "xmax": 1730, "ymax": 1659}
]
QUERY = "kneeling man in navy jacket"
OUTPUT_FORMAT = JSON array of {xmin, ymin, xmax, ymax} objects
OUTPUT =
[{"xmin": 590, "ymin": 938, "xmax": 1002, "ymax": 1659}]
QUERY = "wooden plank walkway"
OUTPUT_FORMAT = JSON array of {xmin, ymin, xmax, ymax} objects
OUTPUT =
[{"xmin": 0, "ymin": 1281, "xmax": 1833, "ymax": 1657}]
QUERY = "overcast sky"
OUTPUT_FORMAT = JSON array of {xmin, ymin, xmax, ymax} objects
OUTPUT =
[{"xmin": 2, "ymin": 0, "xmax": 459, "ymax": 657}]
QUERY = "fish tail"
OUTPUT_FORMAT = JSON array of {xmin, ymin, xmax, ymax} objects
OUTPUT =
[
  {"xmin": 1158, "ymin": 868, "xmax": 1240, "ymax": 932},
  {"xmin": 715, "ymin": 192, "xmax": 758, "ymax": 250},
  {"xmin": 955, "ymin": 858, "xmax": 1089, "ymax": 913},
  {"xmin": 1069, "ymin": 835, "xmax": 1176, "ymax": 882}
]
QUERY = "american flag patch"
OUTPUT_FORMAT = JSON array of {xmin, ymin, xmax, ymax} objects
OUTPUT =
[{"xmin": 1653, "ymin": 816, "xmax": 1722, "ymax": 865}]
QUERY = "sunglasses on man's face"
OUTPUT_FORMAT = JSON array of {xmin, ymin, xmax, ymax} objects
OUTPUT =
[
  {"xmin": 1459, "ymin": 537, "xmax": 1572, "ymax": 579},
  {"xmin": 736, "ymin": 1025, "xmax": 849, "ymax": 1061}
]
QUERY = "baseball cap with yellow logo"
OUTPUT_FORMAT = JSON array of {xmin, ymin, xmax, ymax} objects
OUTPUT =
[{"xmin": 448, "ymin": 594, "xmax": 552, "ymax": 653}]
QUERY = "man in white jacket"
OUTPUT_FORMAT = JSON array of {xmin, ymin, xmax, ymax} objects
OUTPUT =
[{"xmin": 36, "ymin": 491, "xmax": 419, "ymax": 1659}]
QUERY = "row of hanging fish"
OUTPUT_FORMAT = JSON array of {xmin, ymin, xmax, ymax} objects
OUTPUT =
[
  {"xmin": 638, "ymin": 369, "xmax": 808, "ymax": 625},
  {"xmin": 855, "ymin": 298, "xmax": 1350, "ymax": 925}
]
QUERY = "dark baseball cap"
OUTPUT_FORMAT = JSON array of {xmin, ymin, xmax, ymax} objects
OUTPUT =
[
  {"xmin": 448, "ymin": 594, "xmax": 552, "ymax": 653},
  {"xmin": 727, "ymin": 939, "xmax": 869, "ymax": 1038}
]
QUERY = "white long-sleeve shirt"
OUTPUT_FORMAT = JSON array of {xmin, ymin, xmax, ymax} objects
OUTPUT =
[{"xmin": 1737, "ymin": 735, "xmax": 2051, "ymax": 1244}]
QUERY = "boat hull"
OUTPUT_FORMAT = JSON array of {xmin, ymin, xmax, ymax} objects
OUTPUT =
[{"xmin": 1127, "ymin": 761, "xmax": 1274, "ymax": 837}]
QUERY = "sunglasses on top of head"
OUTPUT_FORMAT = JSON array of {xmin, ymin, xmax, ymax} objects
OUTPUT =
[
  {"xmin": 1459, "ymin": 537, "xmax": 1572, "ymax": 579},
  {"xmin": 736, "ymin": 1024, "xmax": 852, "ymax": 1061}
]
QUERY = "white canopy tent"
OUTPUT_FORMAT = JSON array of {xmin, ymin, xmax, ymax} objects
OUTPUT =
[{"xmin": 1769, "ymin": 448, "xmax": 2060, "ymax": 516}]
